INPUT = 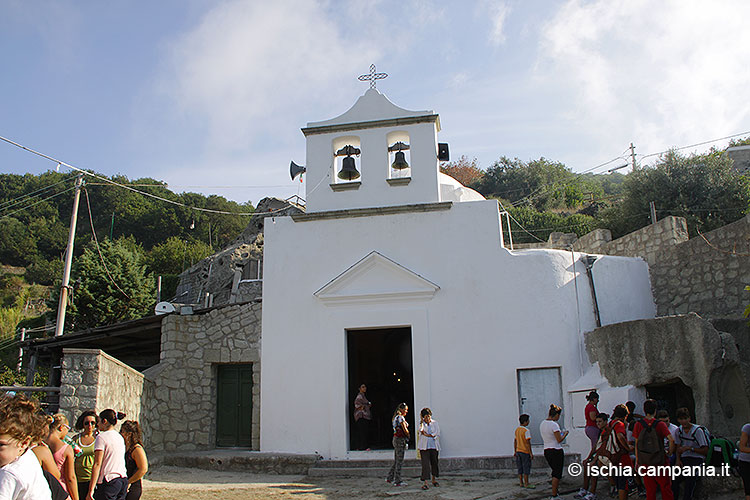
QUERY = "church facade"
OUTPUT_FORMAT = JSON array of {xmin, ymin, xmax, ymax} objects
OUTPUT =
[{"xmin": 259, "ymin": 87, "xmax": 656, "ymax": 459}]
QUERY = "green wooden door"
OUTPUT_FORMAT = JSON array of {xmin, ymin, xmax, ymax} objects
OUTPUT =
[{"xmin": 216, "ymin": 364, "xmax": 253, "ymax": 447}]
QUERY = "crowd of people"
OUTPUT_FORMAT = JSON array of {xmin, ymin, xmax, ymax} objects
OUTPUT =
[
  {"xmin": 0, "ymin": 393, "xmax": 148, "ymax": 500},
  {"xmin": 566, "ymin": 391, "xmax": 750, "ymax": 500},
  {"xmin": 369, "ymin": 388, "xmax": 749, "ymax": 500}
]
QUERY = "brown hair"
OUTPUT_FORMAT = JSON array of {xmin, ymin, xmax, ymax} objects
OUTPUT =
[
  {"xmin": 0, "ymin": 394, "xmax": 42, "ymax": 443},
  {"xmin": 675, "ymin": 407, "xmax": 691, "ymax": 420},
  {"xmin": 612, "ymin": 403, "xmax": 629, "ymax": 420},
  {"xmin": 548, "ymin": 404, "xmax": 562, "ymax": 417},
  {"xmin": 75, "ymin": 410, "xmax": 97, "ymax": 431},
  {"xmin": 52, "ymin": 413, "xmax": 69, "ymax": 430},
  {"xmin": 119, "ymin": 420, "xmax": 143, "ymax": 452}
]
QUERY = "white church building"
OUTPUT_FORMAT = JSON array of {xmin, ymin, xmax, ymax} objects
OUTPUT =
[{"xmin": 260, "ymin": 82, "xmax": 656, "ymax": 460}]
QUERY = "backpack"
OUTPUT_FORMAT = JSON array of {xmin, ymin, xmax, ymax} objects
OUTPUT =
[
  {"xmin": 706, "ymin": 437, "xmax": 737, "ymax": 468},
  {"xmin": 596, "ymin": 423, "xmax": 626, "ymax": 466},
  {"xmin": 637, "ymin": 419, "xmax": 666, "ymax": 466},
  {"xmin": 678, "ymin": 424, "xmax": 711, "ymax": 450}
]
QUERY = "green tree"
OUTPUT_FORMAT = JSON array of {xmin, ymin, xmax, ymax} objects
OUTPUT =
[
  {"xmin": 502, "ymin": 206, "xmax": 598, "ymax": 244},
  {"xmin": 50, "ymin": 237, "xmax": 156, "ymax": 330},
  {"xmin": 145, "ymin": 237, "xmax": 213, "ymax": 275},
  {"xmin": 477, "ymin": 157, "xmax": 586, "ymax": 210},
  {"xmin": 601, "ymin": 149, "xmax": 750, "ymax": 238}
]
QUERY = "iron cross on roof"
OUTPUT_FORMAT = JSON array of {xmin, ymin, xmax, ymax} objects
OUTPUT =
[{"xmin": 358, "ymin": 64, "xmax": 388, "ymax": 89}]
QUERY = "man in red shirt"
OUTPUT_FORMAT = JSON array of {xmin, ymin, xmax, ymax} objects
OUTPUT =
[
  {"xmin": 634, "ymin": 399, "xmax": 676, "ymax": 500},
  {"xmin": 611, "ymin": 404, "xmax": 632, "ymax": 500}
]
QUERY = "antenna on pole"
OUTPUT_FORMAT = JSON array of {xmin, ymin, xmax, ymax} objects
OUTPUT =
[{"xmin": 55, "ymin": 173, "xmax": 85, "ymax": 337}]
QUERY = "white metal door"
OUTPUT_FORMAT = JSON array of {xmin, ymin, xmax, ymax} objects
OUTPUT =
[{"xmin": 518, "ymin": 368, "xmax": 563, "ymax": 445}]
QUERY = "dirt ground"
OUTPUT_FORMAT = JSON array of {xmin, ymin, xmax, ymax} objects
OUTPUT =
[
  {"xmin": 141, "ymin": 466, "xmax": 743, "ymax": 500},
  {"xmin": 141, "ymin": 466, "xmax": 568, "ymax": 500}
]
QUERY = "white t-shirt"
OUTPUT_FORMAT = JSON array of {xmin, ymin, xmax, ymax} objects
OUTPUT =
[
  {"xmin": 0, "ymin": 448, "xmax": 53, "ymax": 500},
  {"xmin": 94, "ymin": 429, "xmax": 127, "ymax": 483},
  {"xmin": 540, "ymin": 419, "xmax": 563, "ymax": 450},
  {"xmin": 417, "ymin": 420, "xmax": 440, "ymax": 451}
]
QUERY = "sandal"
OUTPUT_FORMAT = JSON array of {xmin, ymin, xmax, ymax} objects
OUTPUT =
[
  {"xmin": 422, "ymin": 484, "xmax": 429, "ymax": 490},
  {"xmin": 432, "ymin": 481, "xmax": 439, "ymax": 487}
]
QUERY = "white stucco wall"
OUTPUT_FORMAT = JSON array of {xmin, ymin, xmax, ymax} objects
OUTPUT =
[
  {"xmin": 260, "ymin": 200, "xmax": 656, "ymax": 459},
  {"xmin": 303, "ymin": 89, "xmax": 442, "ymax": 213}
]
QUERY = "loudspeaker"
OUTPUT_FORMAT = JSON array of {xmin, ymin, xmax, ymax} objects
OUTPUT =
[
  {"xmin": 290, "ymin": 161, "xmax": 306, "ymax": 180},
  {"xmin": 438, "ymin": 143, "xmax": 450, "ymax": 161}
]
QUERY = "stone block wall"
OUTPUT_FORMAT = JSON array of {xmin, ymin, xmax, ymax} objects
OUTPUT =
[
  {"xmin": 649, "ymin": 214, "xmax": 750, "ymax": 317},
  {"xmin": 59, "ymin": 349, "xmax": 146, "ymax": 426},
  {"xmin": 597, "ymin": 216, "xmax": 689, "ymax": 266},
  {"xmin": 142, "ymin": 301, "xmax": 262, "ymax": 452}
]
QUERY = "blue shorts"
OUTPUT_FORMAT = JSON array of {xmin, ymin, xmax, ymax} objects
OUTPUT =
[{"xmin": 515, "ymin": 451, "xmax": 532, "ymax": 475}]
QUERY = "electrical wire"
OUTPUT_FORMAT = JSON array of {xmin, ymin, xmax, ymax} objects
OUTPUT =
[
  {"xmin": 0, "ymin": 185, "xmax": 77, "ymax": 219},
  {"xmin": 497, "ymin": 199, "xmax": 546, "ymax": 243},
  {"xmin": 83, "ymin": 188, "xmax": 130, "ymax": 299},
  {"xmin": 0, "ymin": 177, "xmax": 73, "ymax": 210},
  {"xmin": 639, "ymin": 130, "xmax": 750, "ymax": 160},
  {"xmin": 0, "ymin": 135, "xmax": 294, "ymax": 218}
]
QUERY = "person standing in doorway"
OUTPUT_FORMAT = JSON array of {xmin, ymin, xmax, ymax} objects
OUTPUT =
[
  {"xmin": 353, "ymin": 384, "xmax": 372, "ymax": 451},
  {"xmin": 540, "ymin": 404, "xmax": 568, "ymax": 500},
  {"xmin": 584, "ymin": 391, "xmax": 600, "ymax": 452},
  {"xmin": 386, "ymin": 403, "xmax": 409, "ymax": 487},
  {"xmin": 418, "ymin": 408, "xmax": 440, "ymax": 490}
]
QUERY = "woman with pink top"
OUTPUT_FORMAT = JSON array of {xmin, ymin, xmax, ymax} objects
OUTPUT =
[
  {"xmin": 47, "ymin": 413, "xmax": 78, "ymax": 500},
  {"xmin": 87, "ymin": 409, "xmax": 127, "ymax": 500}
]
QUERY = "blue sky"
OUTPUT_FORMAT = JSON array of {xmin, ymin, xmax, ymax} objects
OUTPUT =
[{"xmin": 2, "ymin": 0, "xmax": 750, "ymax": 205}]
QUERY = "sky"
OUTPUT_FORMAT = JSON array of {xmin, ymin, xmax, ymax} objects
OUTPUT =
[{"xmin": 2, "ymin": 0, "xmax": 750, "ymax": 206}]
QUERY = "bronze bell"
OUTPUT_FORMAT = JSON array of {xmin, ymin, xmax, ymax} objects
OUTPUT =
[
  {"xmin": 338, "ymin": 155, "xmax": 360, "ymax": 181},
  {"xmin": 391, "ymin": 151, "xmax": 409, "ymax": 170}
]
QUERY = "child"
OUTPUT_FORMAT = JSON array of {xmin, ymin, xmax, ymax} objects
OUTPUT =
[
  {"xmin": 0, "ymin": 393, "xmax": 53, "ymax": 499},
  {"xmin": 514, "ymin": 414, "xmax": 535, "ymax": 489}
]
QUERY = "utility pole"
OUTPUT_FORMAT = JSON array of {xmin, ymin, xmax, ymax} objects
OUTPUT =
[
  {"xmin": 630, "ymin": 143, "xmax": 637, "ymax": 171},
  {"xmin": 17, "ymin": 328, "xmax": 25, "ymax": 372},
  {"xmin": 649, "ymin": 201, "xmax": 657, "ymax": 225},
  {"xmin": 54, "ymin": 174, "xmax": 84, "ymax": 337}
]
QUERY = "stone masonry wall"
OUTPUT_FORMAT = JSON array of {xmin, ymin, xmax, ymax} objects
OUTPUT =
[
  {"xmin": 574, "ymin": 215, "xmax": 690, "ymax": 266},
  {"xmin": 142, "ymin": 301, "xmax": 262, "ymax": 452},
  {"xmin": 59, "ymin": 348, "xmax": 146, "ymax": 426},
  {"xmin": 649, "ymin": 214, "xmax": 750, "ymax": 317}
]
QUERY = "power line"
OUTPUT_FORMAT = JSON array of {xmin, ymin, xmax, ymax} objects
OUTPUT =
[
  {"xmin": 0, "ymin": 177, "xmax": 74, "ymax": 211},
  {"xmin": 0, "ymin": 135, "xmax": 292, "ymax": 218},
  {"xmin": 0, "ymin": 185, "xmax": 77, "ymax": 219},
  {"xmin": 639, "ymin": 130, "xmax": 750, "ymax": 160},
  {"xmin": 83, "ymin": 188, "xmax": 130, "ymax": 299}
]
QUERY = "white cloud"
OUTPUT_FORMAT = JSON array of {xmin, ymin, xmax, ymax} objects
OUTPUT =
[
  {"xmin": 486, "ymin": 1, "xmax": 511, "ymax": 46},
  {"xmin": 536, "ymin": 0, "xmax": 750, "ymax": 166},
  {"xmin": 160, "ymin": 0, "xmax": 379, "ymax": 151}
]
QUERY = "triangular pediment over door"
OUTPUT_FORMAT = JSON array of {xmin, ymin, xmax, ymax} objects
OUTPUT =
[{"xmin": 314, "ymin": 251, "xmax": 440, "ymax": 305}]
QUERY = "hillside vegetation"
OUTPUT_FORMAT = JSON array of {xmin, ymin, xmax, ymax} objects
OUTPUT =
[{"xmin": 0, "ymin": 146, "xmax": 748, "ymax": 353}]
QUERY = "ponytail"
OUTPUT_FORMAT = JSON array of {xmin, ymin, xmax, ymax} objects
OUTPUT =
[
  {"xmin": 99, "ymin": 409, "xmax": 126, "ymax": 426},
  {"xmin": 392, "ymin": 403, "xmax": 407, "ymax": 420},
  {"xmin": 548, "ymin": 404, "xmax": 562, "ymax": 418}
]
